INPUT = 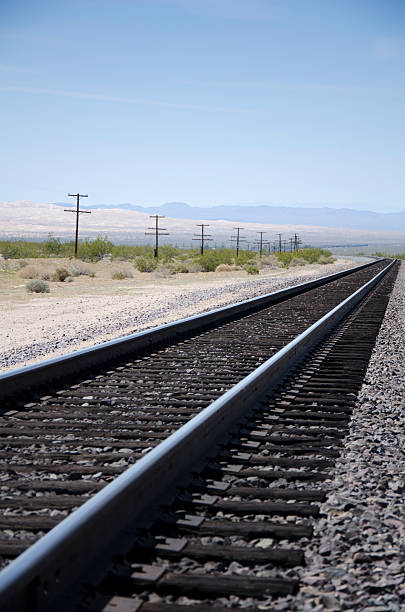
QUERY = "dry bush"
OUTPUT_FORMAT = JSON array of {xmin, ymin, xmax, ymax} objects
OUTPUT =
[
  {"xmin": 19, "ymin": 265, "xmax": 40, "ymax": 279},
  {"xmin": 19, "ymin": 265, "xmax": 53, "ymax": 280},
  {"xmin": 261, "ymin": 255, "xmax": 283, "ymax": 268},
  {"xmin": 153, "ymin": 263, "xmax": 176, "ymax": 278},
  {"xmin": 215, "ymin": 264, "xmax": 235, "ymax": 272},
  {"xmin": 290, "ymin": 257, "xmax": 307, "ymax": 267},
  {"xmin": 318, "ymin": 254, "xmax": 335, "ymax": 265},
  {"xmin": 135, "ymin": 257, "xmax": 157, "ymax": 273},
  {"xmin": 186, "ymin": 262, "xmax": 203, "ymax": 273},
  {"xmin": 111, "ymin": 269, "xmax": 133, "ymax": 280},
  {"xmin": 246, "ymin": 265, "xmax": 260, "ymax": 275},
  {"xmin": 40, "ymin": 269, "xmax": 54, "ymax": 280},
  {"xmin": 69, "ymin": 263, "xmax": 95, "ymax": 277},
  {"xmin": 174, "ymin": 265, "xmax": 189, "ymax": 273},
  {"xmin": 52, "ymin": 267, "xmax": 70, "ymax": 282}
]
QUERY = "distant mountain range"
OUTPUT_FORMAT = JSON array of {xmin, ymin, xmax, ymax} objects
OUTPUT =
[{"xmin": 53, "ymin": 201, "xmax": 405, "ymax": 231}]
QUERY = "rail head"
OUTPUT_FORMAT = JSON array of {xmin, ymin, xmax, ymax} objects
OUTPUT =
[
  {"xmin": 0, "ymin": 258, "xmax": 396, "ymax": 612},
  {"xmin": 0, "ymin": 258, "xmax": 385, "ymax": 400}
]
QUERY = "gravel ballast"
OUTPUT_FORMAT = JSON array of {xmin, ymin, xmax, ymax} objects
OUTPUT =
[{"xmin": 290, "ymin": 262, "xmax": 405, "ymax": 611}]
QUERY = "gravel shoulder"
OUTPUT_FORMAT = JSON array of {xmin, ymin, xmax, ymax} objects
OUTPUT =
[
  {"xmin": 1, "ymin": 258, "xmax": 360, "ymax": 373},
  {"xmin": 294, "ymin": 261, "xmax": 405, "ymax": 611}
]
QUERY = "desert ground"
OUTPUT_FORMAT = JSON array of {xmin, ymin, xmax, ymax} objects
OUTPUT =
[{"xmin": 1, "ymin": 255, "xmax": 365, "ymax": 373}]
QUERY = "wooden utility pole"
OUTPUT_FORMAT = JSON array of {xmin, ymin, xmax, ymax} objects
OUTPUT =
[
  {"xmin": 230, "ymin": 227, "xmax": 246, "ymax": 257},
  {"xmin": 145, "ymin": 215, "xmax": 169, "ymax": 258},
  {"xmin": 65, "ymin": 194, "xmax": 90, "ymax": 257},
  {"xmin": 255, "ymin": 231, "xmax": 266, "ymax": 257},
  {"xmin": 192, "ymin": 224, "xmax": 212, "ymax": 255},
  {"xmin": 293, "ymin": 233, "xmax": 302, "ymax": 252}
]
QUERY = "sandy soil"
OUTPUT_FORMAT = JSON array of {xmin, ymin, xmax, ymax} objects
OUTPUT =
[{"xmin": 0, "ymin": 257, "xmax": 365, "ymax": 373}]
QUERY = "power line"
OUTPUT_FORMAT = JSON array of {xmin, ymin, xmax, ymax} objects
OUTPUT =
[
  {"xmin": 64, "ymin": 193, "xmax": 91, "ymax": 257},
  {"xmin": 192, "ymin": 223, "xmax": 213, "ymax": 255},
  {"xmin": 145, "ymin": 215, "xmax": 169, "ymax": 258}
]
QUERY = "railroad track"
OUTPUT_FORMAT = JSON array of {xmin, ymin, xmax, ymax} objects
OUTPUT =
[{"xmin": 0, "ymin": 258, "xmax": 398, "ymax": 611}]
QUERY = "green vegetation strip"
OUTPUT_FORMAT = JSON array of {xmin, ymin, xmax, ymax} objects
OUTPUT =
[{"xmin": 0, "ymin": 235, "xmax": 337, "ymax": 274}]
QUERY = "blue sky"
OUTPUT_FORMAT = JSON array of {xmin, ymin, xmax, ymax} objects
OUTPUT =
[{"xmin": 1, "ymin": 0, "xmax": 405, "ymax": 212}]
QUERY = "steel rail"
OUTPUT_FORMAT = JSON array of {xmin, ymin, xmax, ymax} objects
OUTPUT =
[
  {"xmin": 0, "ymin": 259, "xmax": 396, "ymax": 612},
  {"xmin": 0, "ymin": 259, "xmax": 383, "ymax": 400}
]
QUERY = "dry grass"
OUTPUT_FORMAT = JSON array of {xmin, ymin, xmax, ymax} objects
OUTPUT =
[
  {"xmin": 19, "ymin": 264, "xmax": 54, "ymax": 280},
  {"xmin": 290, "ymin": 257, "xmax": 307, "ymax": 267},
  {"xmin": 111, "ymin": 268, "xmax": 134, "ymax": 280},
  {"xmin": 215, "ymin": 263, "xmax": 235, "ymax": 272}
]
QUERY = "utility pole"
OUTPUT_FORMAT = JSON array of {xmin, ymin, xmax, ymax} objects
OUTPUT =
[
  {"xmin": 65, "ymin": 194, "xmax": 91, "ymax": 257},
  {"xmin": 277, "ymin": 233, "xmax": 282, "ymax": 253},
  {"xmin": 230, "ymin": 227, "xmax": 246, "ymax": 257},
  {"xmin": 192, "ymin": 223, "xmax": 212, "ymax": 255},
  {"xmin": 293, "ymin": 233, "xmax": 302, "ymax": 252},
  {"xmin": 145, "ymin": 215, "xmax": 169, "ymax": 258},
  {"xmin": 255, "ymin": 231, "xmax": 266, "ymax": 257},
  {"xmin": 289, "ymin": 237, "xmax": 294, "ymax": 252}
]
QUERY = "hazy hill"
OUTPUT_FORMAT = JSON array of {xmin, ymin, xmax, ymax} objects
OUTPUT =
[{"xmin": 52, "ymin": 201, "xmax": 405, "ymax": 231}]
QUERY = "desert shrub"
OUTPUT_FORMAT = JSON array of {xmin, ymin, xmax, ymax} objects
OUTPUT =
[
  {"xmin": 290, "ymin": 257, "xmax": 307, "ymax": 267},
  {"xmin": 42, "ymin": 233, "xmax": 63, "ymax": 256},
  {"xmin": 374, "ymin": 251, "xmax": 405, "ymax": 260},
  {"xmin": 153, "ymin": 263, "xmax": 176, "ymax": 278},
  {"xmin": 275, "ymin": 248, "xmax": 333, "ymax": 268},
  {"xmin": 174, "ymin": 264, "xmax": 189, "ymax": 273},
  {"xmin": 246, "ymin": 265, "xmax": 259, "ymax": 275},
  {"xmin": 77, "ymin": 235, "xmax": 113, "ymax": 262},
  {"xmin": 235, "ymin": 250, "xmax": 256, "ymax": 265},
  {"xmin": 318, "ymin": 254, "xmax": 335, "ymax": 264},
  {"xmin": 26, "ymin": 279, "xmax": 50, "ymax": 293},
  {"xmin": 65, "ymin": 276, "xmax": 74, "ymax": 282},
  {"xmin": 52, "ymin": 267, "xmax": 70, "ymax": 282},
  {"xmin": 69, "ymin": 263, "xmax": 94, "ymax": 277},
  {"xmin": 112, "ymin": 269, "xmax": 133, "ymax": 280},
  {"xmin": 111, "ymin": 244, "xmax": 154, "ymax": 260},
  {"xmin": 261, "ymin": 255, "xmax": 283, "ymax": 268},
  {"xmin": 158, "ymin": 245, "xmax": 178, "ymax": 263},
  {"xmin": 198, "ymin": 249, "xmax": 234, "ymax": 272},
  {"xmin": 186, "ymin": 262, "xmax": 203, "ymax": 273},
  {"xmin": 39, "ymin": 269, "xmax": 53, "ymax": 280},
  {"xmin": 135, "ymin": 257, "xmax": 157, "ymax": 273},
  {"xmin": 215, "ymin": 264, "xmax": 235, "ymax": 272},
  {"xmin": 0, "ymin": 240, "xmax": 43, "ymax": 259}
]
